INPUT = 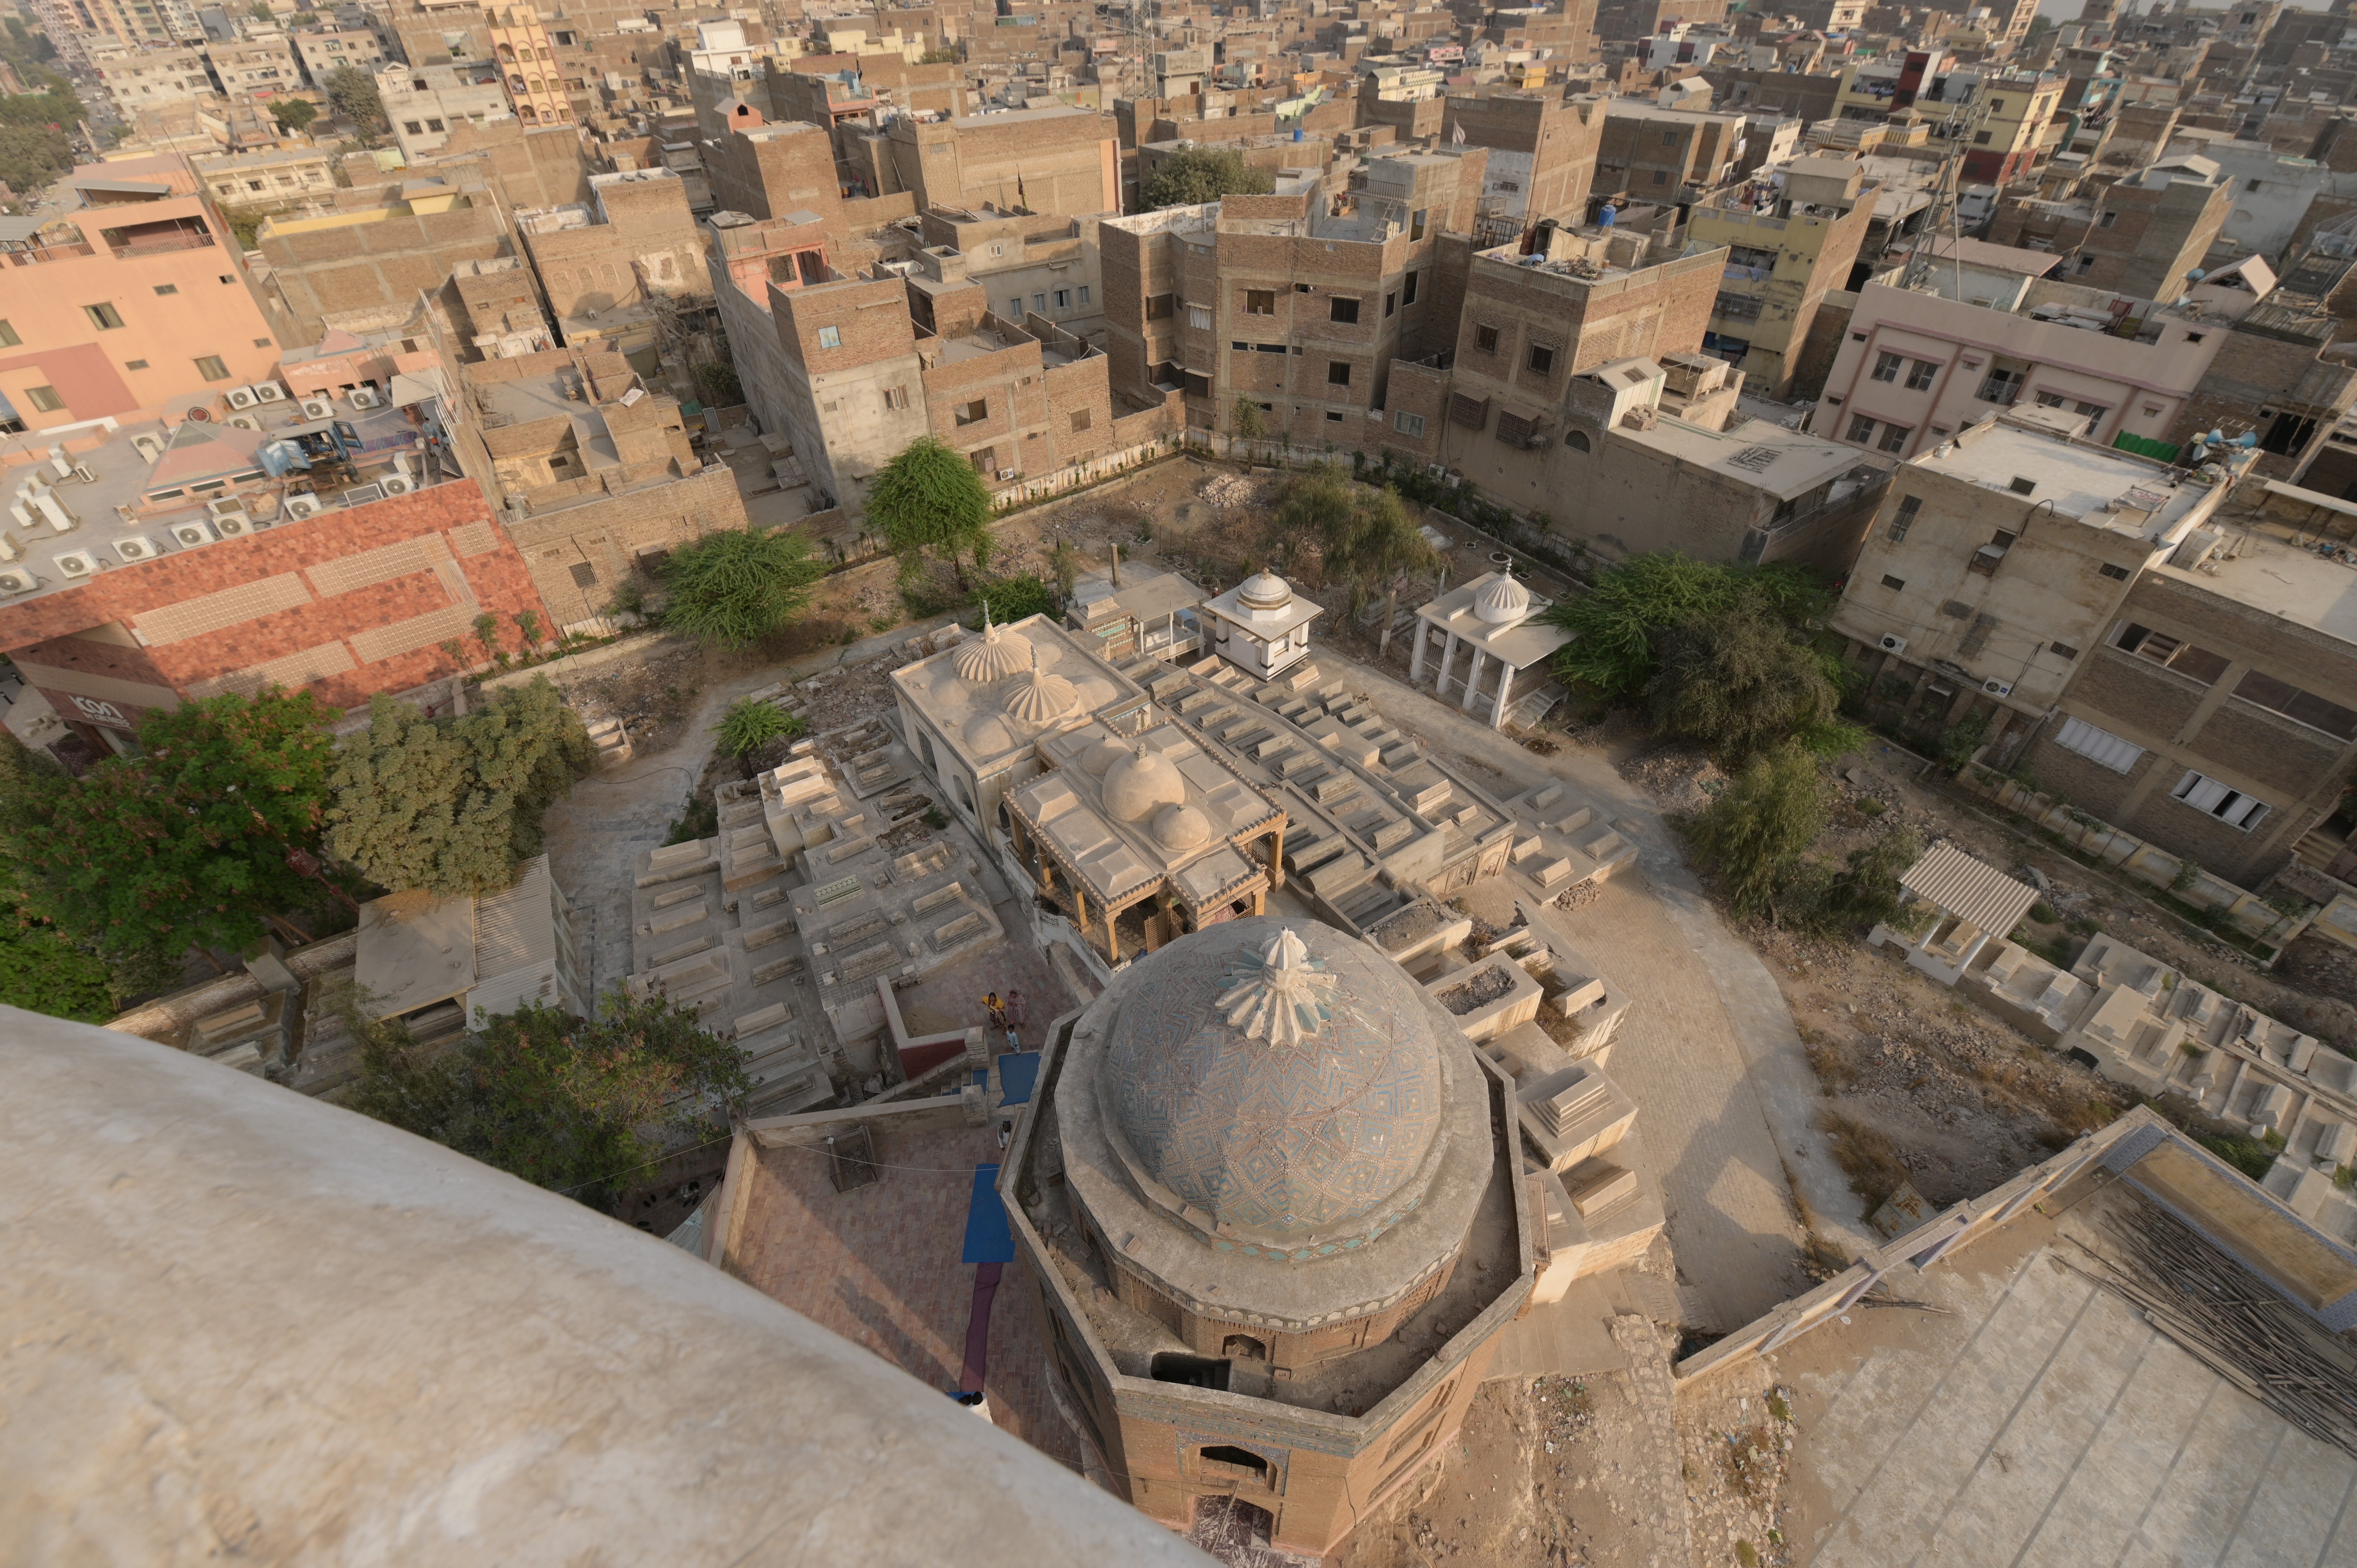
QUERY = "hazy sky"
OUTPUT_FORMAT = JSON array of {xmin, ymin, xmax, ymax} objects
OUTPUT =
[{"xmin": 2031, "ymin": 0, "xmax": 2341, "ymax": 15}]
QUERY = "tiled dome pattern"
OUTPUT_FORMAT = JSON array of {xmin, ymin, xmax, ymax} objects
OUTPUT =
[{"xmin": 1100, "ymin": 918, "xmax": 1445, "ymax": 1247}]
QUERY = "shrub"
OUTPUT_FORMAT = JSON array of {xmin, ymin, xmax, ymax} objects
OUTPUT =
[
  {"xmin": 1685, "ymin": 743, "xmax": 1828, "ymax": 920},
  {"xmin": 714, "ymin": 697, "xmax": 805, "ymax": 757},
  {"xmin": 659, "ymin": 526, "xmax": 825, "ymax": 648}
]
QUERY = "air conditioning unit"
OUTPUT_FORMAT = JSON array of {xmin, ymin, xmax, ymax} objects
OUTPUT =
[
  {"xmin": 131, "ymin": 434, "xmax": 166, "ymax": 464},
  {"xmin": 380, "ymin": 473, "xmax": 417, "ymax": 495},
  {"xmin": 54, "ymin": 550, "xmax": 95, "ymax": 578},
  {"xmin": 114, "ymin": 536, "xmax": 159, "ymax": 562},
  {"xmin": 995, "ymin": 468, "xmax": 1018, "ymax": 481},
  {"xmin": 284, "ymin": 493, "xmax": 324, "ymax": 520},
  {"xmin": 212, "ymin": 512, "xmax": 253, "ymax": 538},
  {"xmin": 251, "ymin": 381, "xmax": 288, "ymax": 403},
  {"xmin": 341, "ymin": 483, "xmax": 386, "ymax": 507},
  {"xmin": 1877, "ymin": 633, "xmax": 1908, "ymax": 654},
  {"xmin": 227, "ymin": 413, "xmax": 262, "ymax": 431},
  {"xmin": 169, "ymin": 520, "xmax": 217, "ymax": 548},
  {"xmin": 349, "ymin": 387, "xmax": 382, "ymax": 410},
  {"xmin": 1982, "ymin": 678, "xmax": 2014, "ymax": 697},
  {"xmin": 71, "ymin": 464, "xmax": 95, "ymax": 485},
  {"xmin": 207, "ymin": 497, "xmax": 247, "ymax": 520},
  {"xmin": 299, "ymin": 396, "xmax": 335, "ymax": 420},
  {"xmin": 0, "ymin": 569, "xmax": 34, "ymax": 595},
  {"xmin": 226, "ymin": 385, "xmax": 260, "ymax": 410}
]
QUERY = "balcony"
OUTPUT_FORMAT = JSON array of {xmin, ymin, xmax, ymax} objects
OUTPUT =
[
  {"xmin": 4, "ymin": 241, "xmax": 97, "ymax": 266},
  {"xmin": 108, "ymin": 228, "xmax": 217, "ymax": 259}
]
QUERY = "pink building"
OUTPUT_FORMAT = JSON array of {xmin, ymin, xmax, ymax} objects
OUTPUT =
[{"xmin": 0, "ymin": 155, "xmax": 287, "ymax": 438}]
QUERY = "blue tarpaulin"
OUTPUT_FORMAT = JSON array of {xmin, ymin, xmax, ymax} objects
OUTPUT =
[{"xmin": 961, "ymin": 1163, "xmax": 1014, "ymax": 1264}]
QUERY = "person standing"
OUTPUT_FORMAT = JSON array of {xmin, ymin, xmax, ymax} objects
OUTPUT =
[{"xmin": 982, "ymin": 991, "xmax": 1007, "ymax": 1036}]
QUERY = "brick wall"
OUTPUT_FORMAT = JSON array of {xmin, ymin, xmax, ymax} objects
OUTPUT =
[
  {"xmin": 1, "ymin": 479, "xmax": 549, "ymax": 722},
  {"xmin": 504, "ymin": 463, "xmax": 749, "ymax": 629}
]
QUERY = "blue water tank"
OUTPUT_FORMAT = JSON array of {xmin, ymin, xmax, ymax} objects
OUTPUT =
[
  {"xmin": 1597, "ymin": 205, "xmax": 1616, "ymax": 228},
  {"xmin": 1293, "ymin": 125, "xmax": 1302, "ymax": 141}
]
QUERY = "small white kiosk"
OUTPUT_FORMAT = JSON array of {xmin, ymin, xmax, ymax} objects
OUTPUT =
[{"xmin": 1198, "ymin": 570, "xmax": 1321, "ymax": 682}]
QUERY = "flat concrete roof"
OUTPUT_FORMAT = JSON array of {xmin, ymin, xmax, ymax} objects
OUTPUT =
[
  {"xmin": 1628, "ymin": 413, "xmax": 1878, "ymax": 501},
  {"xmin": 355, "ymin": 888, "xmax": 475, "ymax": 1017},
  {"xmin": 2153, "ymin": 530, "xmax": 2357, "ymax": 645},
  {"xmin": 1908, "ymin": 415, "xmax": 2217, "ymax": 542}
]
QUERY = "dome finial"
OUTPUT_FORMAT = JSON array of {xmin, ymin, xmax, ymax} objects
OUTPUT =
[{"xmin": 1214, "ymin": 927, "xmax": 1340, "ymax": 1047}]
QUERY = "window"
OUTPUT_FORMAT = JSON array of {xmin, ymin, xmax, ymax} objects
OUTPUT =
[
  {"xmin": 253, "ymin": 338, "xmax": 271, "ymax": 349},
  {"xmin": 194, "ymin": 356, "xmax": 230, "ymax": 381},
  {"xmin": 1186, "ymin": 304, "xmax": 1212, "ymax": 330},
  {"xmin": 1054, "ymin": 289, "xmax": 1069, "ymax": 309},
  {"xmin": 1385, "ymin": 291, "xmax": 1397, "ymax": 318},
  {"xmin": 1651, "ymin": 169, "xmax": 1668, "ymax": 185},
  {"xmin": 2049, "ymin": 641, "xmax": 2080, "ymax": 661},
  {"xmin": 1244, "ymin": 289, "xmax": 1274, "ymax": 314},
  {"xmin": 968, "ymin": 447, "xmax": 996, "ymax": 473},
  {"xmin": 1394, "ymin": 410, "xmax": 1425, "ymax": 436},
  {"xmin": 426, "ymin": 118, "xmax": 444, "ymax": 131},
  {"xmin": 882, "ymin": 385, "xmax": 909, "ymax": 410},
  {"xmin": 817, "ymin": 325, "xmax": 841, "ymax": 349},
  {"xmin": 1872, "ymin": 350, "xmax": 1904, "ymax": 382},
  {"xmin": 569, "ymin": 561, "xmax": 598, "ymax": 588},
  {"xmin": 2051, "ymin": 713, "xmax": 2142, "ymax": 772},
  {"xmin": 1881, "ymin": 573, "xmax": 1906, "ymax": 590},
  {"xmin": 1034, "ymin": 293, "xmax": 1047, "ymax": 312},
  {"xmin": 2113, "ymin": 622, "xmax": 2230, "ymax": 682},
  {"xmin": 1978, "ymin": 368, "xmax": 2023, "ymax": 405},
  {"xmin": 1326, "ymin": 410, "xmax": 1345, "ymax": 422},
  {"xmin": 1327, "ymin": 361, "xmax": 1351, "ymax": 387},
  {"xmin": 25, "ymin": 385, "xmax": 64, "ymax": 412},
  {"xmin": 1565, "ymin": 428, "xmax": 1590, "ymax": 452},
  {"xmin": 405, "ymin": 119, "xmax": 424, "ymax": 134},
  {"xmin": 1973, "ymin": 131, "xmax": 1991, "ymax": 145},
  {"xmin": 1330, "ymin": 297, "xmax": 1360, "ymax": 324},
  {"xmin": 220, "ymin": 276, "xmax": 233, "ymax": 285},
  {"xmin": 2232, "ymin": 670, "xmax": 2357, "ymax": 739},
  {"xmin": 1077, "ymin": 285, "xmax": 1090, "ymax": 305},
  {"xmin": 1009, "ymin": 298, "xmax": 1026, "ymax": 318},
  {"xmin": 1847, "ymin": 413, "xmax": 1876, "ymax": 443},
  {"xmin": 1905, "ymin": 360, "xmax": 1938, "ymax": 391},
  {"xmin": 1877, "ymin": 422, "xmax": 1910, "ymax": 454},
  {"xmin": 1661, "ymin": 130, "xmax": 1679, "ymax": 146},
  {"xmin": 2172, "ymin": 770, "xmax": 2270, "ymax": 830},
  {"xmin": 1528, "ymin": 344, "xmax": 1555, "ymax": 375},
  {"xmin": 1294, "ymin": 284, "xmax": 1310, "ymax": 293},
  {"xmin": 1198, "ymin": 1445, "xmax": 1270, "ymax": 1482},
  {"xmin": 124, "ymin": 359, "xmax": 148, "ymax": 370},
  {"xmin": 1411, "ymin": 208, "xmax": 1428, "ymax": 240},
  {"xmin": 1475, "ymin": 323, "xmax": 1499, "ymax": 354},
  {"xmin": 1069, "ymin": 408, "xmax": 1092, "ymax": 433},
  {"xmin": 1403, "ymin": 270, "xmax": 1419, "ymax": 306},
  {"xmin": 956, "ymin": 398, "xmax": 988, "ymax": 426},
  {"xmin": 84, "ymin": 303, "xmax": 125, "ymax": 330},
  {"xmin": 152, "ymin": 283, "xmax": 178, "ymax": 297},
  {"xmin": 1146, "ymin": 294, "xmax": 1173, "ymax": 320},
  {"xmin": 1888, "ymin": 496, "xmax": 1921, "ymax": 541},
  {"xmin": 2099, "ymin": 562, "xmax": 2131, "ymax": 581}
]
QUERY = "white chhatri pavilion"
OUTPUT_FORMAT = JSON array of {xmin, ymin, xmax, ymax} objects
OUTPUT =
[
  {"xmin": 1198, "ymin": 569, "xmax": 1320, "ymax": 682},
  {"xmin": 1410, "ymin": 567, "xmax": 1570, "ymax": 729}
]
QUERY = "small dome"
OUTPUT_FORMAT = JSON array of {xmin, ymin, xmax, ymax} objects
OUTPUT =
[
  {"xmin": 1000, "ymin": 641, "xmax": 1078, "ymax": 725},
  {"xmin": 963, "ymin": 710, "xmax": 1017, "ymax": 754},
  {"xmin": 952, "ymin": 614, "xmax": 1032, "ymax": 683},
  {"xmin": 1474, "ymin": 570, "xmax": 1530, "ymax": 625},
  {"xmin": 1152, "ymin": 802, "xmax": 1211, "ymax": 851},
  {"xmin": 1079, "ymin": 738, "xmax": 1129, "ymax": 776},
  {"xmin": 1237, "ymin": 572, "xmax": 1293, "ymax": 615},
  {"xmin": 1102, "ymin": 744, "xmax": 1188, "ymax": 823}
]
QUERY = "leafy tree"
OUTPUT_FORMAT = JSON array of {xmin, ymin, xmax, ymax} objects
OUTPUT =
[
  {"xmin": 970, "ymin": 572, "xmax": 1055, "ymax": 624},
  {"xmin": 0, "ymin": 124, "xmax": 72, "ymax": 194},
  {"xmin": 7, "ymin": 691, "xmax": 343, "ymax": 966},
  {"xmin": 1543, "ymin": 553, "xmax": 1828, "ymax": 698},
  {"xmin": 1812, "ymin": 826, "xmax": 1924, "ymax": 935},
  {"xmin": 0, "ymin": 916, "xmax": 117, "ymax": 1022},
  {"xmin": 1049, "ymin": 540, "xmax": 1080, "ymax": 608},
  {"xmin": 1281, "ymin": 465, "xmax": 1438, "ymax": 650},
  {"xmin": 1231, "ymin": 397, "xmax": 1268, "ymax": 441},
  {"xmin": 0, "ymin": 16, "xmax": 59, "ymax": 66},
  {"xmin": 1141, "ymin": 145, "xmax": 1275, "ymax": 209},
  {"xmin": 269, "ymin": 97, "xmax": 318, "ymax": 133},
  {"xmin": 714, "ymin": 696, "xmax": 804, "ymax": 757},
  {"xmin": 514, "ymin": 607, "xmax": 544, "ymax": 653},
  {"xmin": 323, "ymin": 63, "xmax": 387, "ymax": 144},
  {"xmin": 659, "ymin": 525, "xmax": 825, "ymax": 647},
  {"xmin": 348, "ymin": 988, "xmax": 751, "ymax": 1213},
  {"xmin": 473, "ymin": 609, "xmax": 502, "ymax": 659},
  {"xmin": 0, "ymin": 71, "xmax": 83, "ymax": 132},
  {"xmin": 1685, "ymin": 743, "xmax": 1827, "ymax": 922},
  {"xmin": 1646, "ymin": 597, "xmax": 1848, "ymax": 763},
  {"xmin": 326, "ymin": 678, "xmax": 591, "ymax": 897},
  {"xmin": 869, "ymin": 435, "xmax": 995, "ymax": 589},
  {"xmin": 693, "ymin": 359, "xmax": 744, "ymax": 408}
]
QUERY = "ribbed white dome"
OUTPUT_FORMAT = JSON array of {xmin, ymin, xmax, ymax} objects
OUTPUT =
[
  {"xmin": 1237, "ymin": 572, "xmax": 1293, "ymax": 614},
  {"xmin": 1474, "ymin": 570, "xmax": 1530, "ymax": 625},
  {"xmin": 953, "ymin": 618, "xmax": 1032, "ymax": 682},
  {"xmin": 1103, "ymin": 745, "xmax": 1188, "ymax": 823},
  {"xmin": 1003, "ymin": 664, "xmax": 1079, "ymax": 725}
]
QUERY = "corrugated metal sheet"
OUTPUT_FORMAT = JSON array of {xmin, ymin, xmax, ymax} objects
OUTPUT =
[
  {"xmin": 1900, "ymin": 841, "xmax": 2039, "ymax": 936},
  {"xmin": 474, "ymin": 855, "xmax": 555, "ymax": 981}
]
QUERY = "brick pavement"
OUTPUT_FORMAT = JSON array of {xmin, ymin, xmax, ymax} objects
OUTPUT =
[{"xmin": 725, "ymin": 1123, "xmax": 1080, "ymax": 1471}]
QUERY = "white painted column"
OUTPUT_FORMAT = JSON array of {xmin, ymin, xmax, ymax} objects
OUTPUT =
[
  {"xmin": 1460, "ymin": 648, "xmax": 1486, "ymax": 713},
  {"xmin": 1410, "ymin": 619, "xmax": 1431, "ymax": 682},
  {"xmin": 1490, "ymin": 661, "xmax": 1514, "ymax": 728},
  {"xmin": 1438, "ymin": 630, "xmax": 1460, "ymax": 695}
]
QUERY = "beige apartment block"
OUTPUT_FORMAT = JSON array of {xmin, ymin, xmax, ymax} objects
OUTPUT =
[
  {"xmin": 193, "ymin": 147, "xmax": 339, "ymax": 213},
  {"xmin": 1098, "ymin": 154, "xmax": 1482, "ymax": 445},
  {"xmin": 202, "ymin": 37, "xmax": 301, "ymax": 96},
  {"xmin": 1686, "ymin": 154, "xmax": 1877, "ymax": 398},
  {"xmin": 874, "ymin": 105, "xmax": 1119, "ymax": 217},
  {"xmin": 291, "ymin": 27, "xmax": 388, "ymax": 84},
  {"xmin": 913, "ymin": 207, "xmax": 1106, "ymax": 344},
  {"xmin": 90, "ymin": 43, "xmax": 215, "ymax": 109}
]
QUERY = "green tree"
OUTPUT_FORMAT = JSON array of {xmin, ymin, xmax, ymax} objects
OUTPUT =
[
  {"xmin": 1231, "ymin": 397, "xmax": 1268, "ymax": 441},
  {"xmin": 713, "ymin": 696, "xmax": 805, "ymax": 757},
  {"xmin": 326, "ymin": 678, "xmax": 592, "ymax": 897},
  {"xmin": 868, "ymin": 435, "xmax": 995, "ymax": 589},
  {"xmin": 659, "ymin": 525, "xmax": 825, "ymax": 647},
  {"xmin": 1141, "ymin": 145, "xmax": 1276, "ymax": 209},
  {"xmin": 269, "ymin": 97, "xmax": 318, "ymax": 133},
  {"xmin": 473, "ymin": 609, "xmax": 501, "ymax": 659},
  {"xmin": 8, "ymin": 691, "xmax": 343, "ymax": 965},
  {"xmin": 1541, "ymin": 552, "xmax": 1829, "ymax": 697},
  {"xmin": 970, "ymin": 572, "xmax": 1055, "ymax": 624},
  {"xmin": 0, "ymin": 915, "xmax": 117, "ymax": 1021},
  {"xmin": 1646, "ymin": 597, "xmax": 1849, "ymax": 763},
  {"xmin": 348, "ymin": 988, "xmax": 751, "ymax": 1213},
  {"xmin": 323, "ymin": 63, "xmax": 387, "ymax": 144},
  {"xmin": 1282, "ymin": 466, "xmax": 1438, "ymax": 652},
  {"xmin": 1807, "ymin": 825, "xmax": 1924, "ymax": 936},
  {"xmin": 0, "ymin": 124, "xmax": 72, "ymax": 194},
  {"xmin": 693, "ymin": 359, "xmax": 744, "ymax": 407},
  {"xmin": 1685, "ymin": 743, "xmax": 1828, "ymax": 922}
]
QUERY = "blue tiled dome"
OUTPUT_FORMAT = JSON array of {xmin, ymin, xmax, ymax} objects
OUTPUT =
[{"xmin": 1097, "ymin": 918, "xmax": 1447, "ymax": 1249}]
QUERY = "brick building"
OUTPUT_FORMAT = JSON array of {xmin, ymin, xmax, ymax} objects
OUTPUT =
[
  {"xmin": 912, "ymin": 207, "xmax": 1107, "ymax": 344},
  {"xmin": 1593, "ymin": 98, "xmax": 1753, "ymax": 208},
  {"xmin": 1097, "ymin": 155, "xmax": 1484, "ymax": 445},
  {"xmin": 1987, "ymin": 157, "xmax": 2233, "ymax": 305},
  {"xmin": 1687, "ymin": 154, "xmax": 1877, "ymax": 397},
  {"xmin": 1438, "ymin": 90, "xmax": 1605, "ymax": 240},
  {"xmin": 873, "ymin": 106, "xmax": 1120, "ymax": 218},
  {"xmin": 0, "ymin": 417, "xmax": 548, "ymax": 755},
  {"xmin": 257, "ymin": 175, "xmax": 516, "ymax": 343},
  {"xmin": 515, "ymin": 168, "xmax": 714, "ymax": 346}
]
